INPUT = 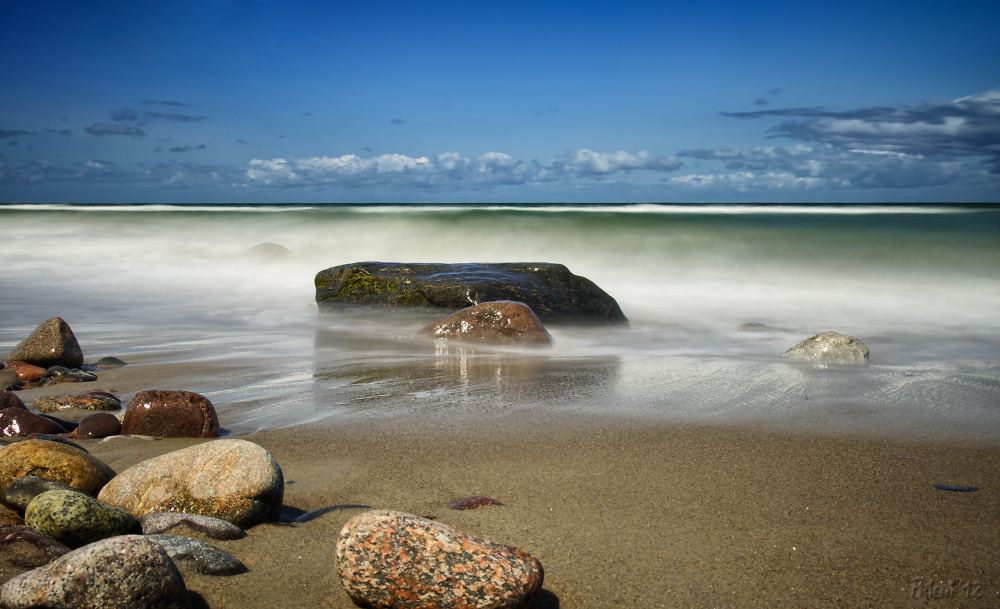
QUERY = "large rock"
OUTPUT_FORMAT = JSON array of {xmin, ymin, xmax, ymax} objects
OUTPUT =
[
  {"xmin": 336, "ymin": 510, "xmax": 543, "ymax": 609},
  {"xmin": 25, "ymin": 490, "xmax": 136, "ymax": 548},
  {"xmin": 120, "ymin": 390, "xmax": 219, "ymax": 438},
  {"xmin": 0, "ymin": 439, "xmax": 115, "ymax": 498},
  {"xmin": 316, "ymin": 262, "xmax": 628, "ymax": 325},
  {"xmin": 5, "ymin": 318, "xmax": 84, "ymax": 369},
  {"xmin": 414, "ymin": 301, "xmax": 552, "ymax": 346},
  {"xmin": 97, "ymin": 439, "xmax": 283, "ymax": 528},
  {"xmin": 0, "ymin": 535, "xmax": 190, "ymax": 609},
  {"xmin": 782, "ymin": 331, "xmax": 870, "ymax": 365}
]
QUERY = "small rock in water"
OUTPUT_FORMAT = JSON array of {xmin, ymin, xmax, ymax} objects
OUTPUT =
[
  {"xmin": 77, "ymin": 412, "xmax": 123, "ymax": 438},
  {"xmin": 25, "ymin": 489, "xmax": 137, "ymax": 548},
  {"xmin": 139, "ymin": 512, "xmax": 247, "ymax": 540},
  {"xmin": 146, "ymin": 534, "xmax": 248, "ymax": 575},
  {"xmin": 415, "ymin": 301, "xmax": 552, "ymax": 346},
  {"xmin": 0, "ymin": 408, "xmax": 67, "ymax": 437},
  {"xmin": 447, "ymin": 496, "xmax": 505, "ymax": 510},
  {"xmin": 781, "ymin": 331, "xmax": 869, "ymax": 365},
  {"xmin": 98, "ymin": 439, "xmax": 283, "ymax": 528},
  {"xmin": 37, "ymin": 366, "xmax": 98, "ymax": 387},
  {"xmin": 93, "ymin": 356, "xmax": 128, "ymax": 369},
  {"xmin": 0, "ymin": 439, "xmax": 116, "ymax": 498},
  {"xmin": 0, "ymin": 534, "xmax": 191, "ymax": 609},
  {"xmin": 336, "ymin": 510, "xmax": 543, "ymax": 609},
  {"xmin": 0, "ymin": 525, "xmax": 71, "ymax": 569},
  {"xmin": 32, "ymin": 393, "xmax": 121, "ymax": 413},
  {"xmin": 4, "ymin": 318, "xmax": 84, "ymax": 370},
  {"xmin": 0, "ymin": 391, "xmax": 27, "ymax": 411},
  {"xmin": 6, "ymin": 475, "xmax": 80, "ymax": 512},
  {"xmin": 248, "ymin": 242, "xmax": 293, "ymax": 259},
  {"xmin": 121, "ymin": 389, "xmax": 220, "ymax": 438}
]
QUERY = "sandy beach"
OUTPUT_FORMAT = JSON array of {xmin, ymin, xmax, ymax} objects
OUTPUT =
[{"xmin": 6, "ymin": 358, "xmax": 997, "ymax": 608}]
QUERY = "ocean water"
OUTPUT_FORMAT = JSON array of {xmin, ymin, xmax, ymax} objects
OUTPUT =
[{"xmin": 2, "ymin": 203, "xmax": 999, "ymax": 439}]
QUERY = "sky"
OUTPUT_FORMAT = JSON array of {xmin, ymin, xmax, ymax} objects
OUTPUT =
[{"xmin": 2, "ymin": 0, "xmax": 999, "ymax": 204}]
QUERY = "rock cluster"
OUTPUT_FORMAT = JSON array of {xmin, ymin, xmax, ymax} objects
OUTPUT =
[
  {"xmin": 316, "ymin": 261, "xmax": 628, "ymax": 325},
  {"xmin": 336, "ymin": 510, "xmax": 543, "ymax": 609}
]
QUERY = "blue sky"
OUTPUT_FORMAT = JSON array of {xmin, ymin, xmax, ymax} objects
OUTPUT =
[{"xmin": 2, "ymin": 0, "xmax": 998, "ymax": 203}]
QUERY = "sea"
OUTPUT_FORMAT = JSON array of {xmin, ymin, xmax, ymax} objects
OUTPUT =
[{"xmin": 2, "ymin": 203, "xmax": 999, "ymax": 440}]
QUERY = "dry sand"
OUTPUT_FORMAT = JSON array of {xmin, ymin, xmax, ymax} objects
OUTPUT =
[{"xmin": 4, "ymin": 361, "xmax": 999, "ymax": 608}]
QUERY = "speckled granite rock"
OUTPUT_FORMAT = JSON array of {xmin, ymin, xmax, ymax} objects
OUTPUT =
[
  {"xmin": 782, "ymin": 331, "xmax": 870, "ymax": 365},
  {"xmin": 147, "ymin": 534, "xmax": 248, "ymax": 575},
  {"xmin": 0, "ymin": 439, "xmax": 116, "ymax": 498},
  {"xmin": 0, "ymin": 524, "xmax": 71, "ymax": 568},
  {"xmin": 139, "ymin": 512, "xmax": 246, "ymax": 540},
  {"xmin": 121, "ymin": 390, "xmax": 220, "ymax": 438},
  {"xmin": 336, "ymin": 510, "xmax": 543, "ymax": 609},
  {"xmin": 25, "ymin": 489, "xmax": 136, "ymax": 548},
  {"xmin": 5, "ymin": 318, "xmax": 84, "ymax": 369},
  {"xmin": 0, "ymin": 408, "xmax": 66, "ymax": 437},
  {"xmin": 0, "ymin": 391, "xmax": 26, "ymax": 411},
  {"xmin": 33, "ymin": 393, "xmax": 121, "ymax": 414},
  {"xmin": 6, "ymin": 475, "xmax": 80, "ymax": 512},
  {"xmin": 77, "ymin": 412, "xmax": 122, "ymax": 438},
  {"xmin": 0, "ymin": 534, "xmax": 190, "ymax": 609},
  {"xmin": 414, "ymin": 301, "xmax": 552, "ymax": 346},
  {"xmin": 98, "ymin": 439, "xmax": 283, "ymax": 528}
]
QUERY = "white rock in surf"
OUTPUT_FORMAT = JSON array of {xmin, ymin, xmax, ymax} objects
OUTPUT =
[{"xmin": 782, "ymin": 331, "xmax": 869, "ymax": 365}]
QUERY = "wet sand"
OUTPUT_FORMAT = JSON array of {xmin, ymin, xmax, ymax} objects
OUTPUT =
[{"xmin": 67, "ymin": 413, "xmax": 997, "ymax": 608}]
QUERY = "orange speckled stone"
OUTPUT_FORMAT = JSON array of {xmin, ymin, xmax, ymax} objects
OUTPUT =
[
  {"xmin": 97, "ymin": 439, "xmax": 283, "ymax": 529},
  {"xmin": 414, "ymin": 301, "xmax": 552, "ymax": 346},
  {"xmin": 0, "ymin": 439, "xmax": 115, "ymax": 498},
  {"xmin": 336, "ymin": 510, "xmax": 543, "ymax": 609}
]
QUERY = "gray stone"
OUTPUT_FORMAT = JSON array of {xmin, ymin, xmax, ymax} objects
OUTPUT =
[
  {"xmin": 0, "ymin": 535, "xmax": 190, "ymax": 608},
  {"xmin": 147, "ymin": 534, "xmax": 248, "ymax": 575},
  {"xmin": 25, "ymin": 489, "xmax": 136, "ymax": 548},
  {"xmin": 316, "ymin": 262, "xmax": 628, "ymax": 325},
  {"xmin": 139, "ymin": 512, "xmax": 246, "ymax": 540},
  {"xmin": 782, "ymin": 331, "xmax": 870, "ymax": 365},
  {"xmin": 6, "ymin": 475, "xmax": 79, "ymax": 512}
]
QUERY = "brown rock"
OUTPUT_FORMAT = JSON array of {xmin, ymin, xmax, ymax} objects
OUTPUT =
[
  {"xmin": 0, "ymin": 506, "xmax": 24, "ymax": 527},
  {"xmin": 0, "ymin": 525, "xmax": 71, "ymax": 569},
  {"xmin": 1, "ymin": 363, "xmax": 45, "ymax": 384},
  {"xmin": 97, "ymin": 439, "xmax": 283, "ymax": 528},
  {"xmin": 5, "ymin": 318, "xmax": 84, "ymax": 369},
  {"xmin": 336, "ymin": 510, "xmax": 543, "ymax": 609},
  {"xmin": 121, "ymin": 390, "xmax": 220, "ymax": 438},
  {"xmin": 0, "ymin": 409, "xmax": 66, "ymax": 437},
  {"xmin": 77, "ymin": 412, "xmax": 122, "ymax": 438},
  {"xmin": 414, "ymin": 300, "xmax": 552, "ymax": 346},
  {"xmin": 0, "ymin": 439, "xmax": 116, "ymax": 498},
  {"xmin": 0, "ymin": 391, "xmax": 26, "ymax": 411}
]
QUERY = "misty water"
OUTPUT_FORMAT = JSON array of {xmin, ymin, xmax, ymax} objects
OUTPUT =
[{"xmin": 2, "ymin": 203, "xmax": 998, "ymax": 439}]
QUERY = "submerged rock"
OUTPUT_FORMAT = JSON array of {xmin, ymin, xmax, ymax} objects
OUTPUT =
[
  {"xmin": 98, "ymin": 439, "xmax": 283, "ymax": 528},
  {"xmin": 316, "ymin": 262, "xmax": 628, "ymax": 325},
  {"xmin": 0, "ymin": 535, "xmax": 190, "ymax": 609},
  {"xmin": 5, "ymin": 318, "xmax": 84, "ymax": 369},
  {"xmin": 782, "ymin": 331, "xmax": 869, "ymax": 365},
  {"xmin": 336, "ymin": 510, "xmax": 543, "ymax": 609},
  {"xmin": 121, "ymin": 390, "xmax": 219, "ymax": 438},
  {"xmin": 414, "ymin": 301, "xmax": 552, "ymax": 346}
]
